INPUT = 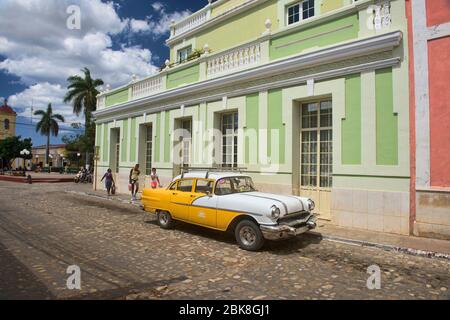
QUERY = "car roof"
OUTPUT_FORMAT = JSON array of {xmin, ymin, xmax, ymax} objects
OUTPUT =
[{"xmin": 173, "ymin": 171, "xmax": 249, "ymax": 181}]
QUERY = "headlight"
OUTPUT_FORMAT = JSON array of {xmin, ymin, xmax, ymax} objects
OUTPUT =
[
  {"xmin": 270, "ymin": 205, "xmax": 281, "ymax": 220},
  {"xmin": 307, "ymin": 199, "xmax": 315, "ymax": 212}
]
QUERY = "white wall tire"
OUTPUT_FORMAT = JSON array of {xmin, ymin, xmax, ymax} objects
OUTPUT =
[
  {"xmin": 157, "ymin": 211, "xmax": 174, "ymax": 229},
  {"xmin": 235, "ymin": 220, "xmax": 265, "ymax": 251}
]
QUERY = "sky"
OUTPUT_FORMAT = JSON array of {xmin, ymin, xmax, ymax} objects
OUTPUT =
[{"xmin": 0, "ymin": 0, "xmax": 206, "ymax": 146}]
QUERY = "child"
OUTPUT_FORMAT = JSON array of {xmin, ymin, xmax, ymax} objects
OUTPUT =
[{"xmin": 150, "ymin": 168, "xmax": 162, "ymax": 189}]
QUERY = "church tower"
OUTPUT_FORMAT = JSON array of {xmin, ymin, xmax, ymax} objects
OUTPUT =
[{"xmin": 0, "ymin": 99, "xmax": 17, "ymax": 140}]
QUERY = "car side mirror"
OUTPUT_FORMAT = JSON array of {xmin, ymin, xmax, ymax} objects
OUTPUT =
[{"xmin": 206, "ymin": 191, "xmax": 213, "ymax": 197}]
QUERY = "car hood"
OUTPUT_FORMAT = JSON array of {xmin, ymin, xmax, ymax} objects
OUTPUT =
[{"xmin": 217, "ymin": 191, "xmax": 308, "ymax": 217}]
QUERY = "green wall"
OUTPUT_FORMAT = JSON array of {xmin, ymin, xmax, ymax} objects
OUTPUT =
[
  {"xmin": 376, "ymin": 68, "xmax": 398, "ymax": 165},
  {"xmin": 154, "ymin": 113, "xmax": 161, "ymax": 162},
  {"xmin": 270, "ymin": 13, "xmax": 359, "ymax": 60},
  {"xmin": 105, "ymin": 88, "xmax": 128, "ymax": 107},
  {"xmin": 195, "ymin": 0, "xmax": 278, "ymax": 57},
  {"xmin": 245, "ymin": 93, "xmax": 259, "ymax": 164},
  {"xmin": 167, "ymin": 64, "xmax": 200, "ymax": 89},
  {"xmin": 130, "ymin": 118, "xmax": 137, "ymax": 163},
  {"xmin": 268, "ymin": 89, "xmax": 285, "ymax": 164},
  {"xmin": 342, "ymin": 74, "xmax": 362, "ymax": 165},
  {"xmin": 102, "ymin": 124, "xmax": 108, "ymax": 162},
  {"xmin": 164, "ymin": 111, "xmax": 171, "ymax": 162},
  {"xmin": 121, "ymin": 119, "xmax": 128, "ymax": 162}
]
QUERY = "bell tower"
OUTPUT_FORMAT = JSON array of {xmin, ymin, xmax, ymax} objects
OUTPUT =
[{"xmin": 0, "ymin": 99, "xmax": 17, "ymax": 140}]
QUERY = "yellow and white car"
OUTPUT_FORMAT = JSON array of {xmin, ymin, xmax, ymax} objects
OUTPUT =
[{"xmin": 142, "ymin": 171, "xmax": 317, "ymax": 251}]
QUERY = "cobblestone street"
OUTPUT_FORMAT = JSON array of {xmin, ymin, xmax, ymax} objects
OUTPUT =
[{"xmin": 0, "ymin": 181, "xmax": 449, "ymax": 300}]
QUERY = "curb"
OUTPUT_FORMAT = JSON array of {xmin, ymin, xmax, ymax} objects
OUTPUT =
[{"xmin": 308, "ymin": 231, "xmax": 450, "ymax": 261}]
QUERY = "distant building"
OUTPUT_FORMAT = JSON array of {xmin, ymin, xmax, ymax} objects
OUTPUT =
[
  {"xmin": 32, "ymin": 144, "xmax": 68, "ymax": 168},
  {"xmin": 0, "ymin": 99, "xmax": 17, "ymax": 140}
]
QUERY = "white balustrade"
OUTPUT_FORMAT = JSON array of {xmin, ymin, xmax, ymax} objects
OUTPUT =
[
  {"xmin": 97, "ymin": 95, "xmax": 106, "ymax": 109},
  {"xmin": 131, "ymin": 76, "xmax": 162, "ymax": 100},
  {"xmin": 173, "ymin": 11, "xmax": 208, "ymax": 37},
  {"xmin": 207, "ymin": 43, "xmax": 261, "ymax": 77}
]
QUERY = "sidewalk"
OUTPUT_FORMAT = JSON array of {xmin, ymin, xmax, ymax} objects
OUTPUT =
[
  {"xmin": 68, "ymin": 188, "xmax": 450, "ymax": 260},
  {"xmin": 312, "ymin": 221, "xmax": 450, "ymax": 260}
]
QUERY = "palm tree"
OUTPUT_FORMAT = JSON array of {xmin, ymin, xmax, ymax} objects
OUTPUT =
[
  {"xmin": 34, "ymin": 103, "xmax": 65, "ymax": 167},
  {"xmin": 64, "ymin": 67, "xmax": 104, "ymax": 167}
]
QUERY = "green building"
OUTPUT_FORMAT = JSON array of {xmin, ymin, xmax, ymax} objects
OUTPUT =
[{"xmin": 93, "ymin": 0, "xmax": 410, "ymax": 235}]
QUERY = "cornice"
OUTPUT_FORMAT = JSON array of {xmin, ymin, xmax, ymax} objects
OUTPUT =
[{"xmin": 94, "ymin": 31, "xmax": 403, "ymax": 122}]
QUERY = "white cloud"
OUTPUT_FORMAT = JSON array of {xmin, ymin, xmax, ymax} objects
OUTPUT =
[
  {"xmin": 8, "ymin": 82, "xmax": 83, "ymax": 127},
  {"xmin": 130, "ymin": 19, "xmax": 151, "ymax": 33},
  {"xmin": 151, "ymin": 2, "xmax": 165, "ymax": 12},
  {"xmin": 126, "ymin": 2, "xmax": 191, "ymax": 38},
  {"xmin": 0, "ymin": 0, "xmax": 193, "ymax": 132}
]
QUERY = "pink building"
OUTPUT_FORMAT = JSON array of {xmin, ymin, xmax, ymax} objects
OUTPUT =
[{"xmin": 407, "ymin": 0, "xmax": 450, "ymax": 240}]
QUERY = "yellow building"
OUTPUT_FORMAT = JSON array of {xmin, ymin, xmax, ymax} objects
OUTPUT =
[{"xmin": 0, "ymin": 99, "xmax": 17, "ymax": 140}]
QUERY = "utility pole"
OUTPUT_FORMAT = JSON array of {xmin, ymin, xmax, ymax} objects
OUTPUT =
[{"xmin": 30, "ymin": 99, "xmax": 33, "ymax": 124}]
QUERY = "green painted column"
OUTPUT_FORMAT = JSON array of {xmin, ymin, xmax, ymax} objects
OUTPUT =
[
  {"xmin": 130, "ymin": 117, "xmax": 137, "ymax": 163},
  {"xmin": 102, "ymin": 123, "xmax": 108, "ymax": 162},
  {"xmin": 245, "ymin": 93, "xmax": 259, "ymax": 164},
  {"xmin": 121, "ymin": 119, "xmax": 128, "ymax": 162},
  {"xmin": 154, "ymin": 113, "xmax": 161, "ymax": 163},
  {"xmin": 342, "ymin": 74, "xmax": 362, "ymax": 165},
  {"xmin": 268, "ymin": 89, "xmax": 285, "ymax": 164},
  {"xmin": 375, "ymin": 68, "xmax": 398, "ymax": 165},
  {"xmin": 164, "ymin": 111, "xmax": 171, "ymax": 163}
]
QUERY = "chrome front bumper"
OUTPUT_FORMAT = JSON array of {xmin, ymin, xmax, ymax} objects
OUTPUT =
[{"xmin": 260, "ymin": 215, "xmax": 317, "ymax": 241}]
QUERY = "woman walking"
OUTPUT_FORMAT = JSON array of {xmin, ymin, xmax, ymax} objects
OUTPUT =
[
  {"xmin": 150, "ymin": 168, "xmax": 162, "ymax": 189},
  {"xmin": 100, "ymin": 168, "xmax": 115, "ymax": 197},
  {"xmin": 129, "ymin": 164, "xmax": 140, "ymax": 201}
]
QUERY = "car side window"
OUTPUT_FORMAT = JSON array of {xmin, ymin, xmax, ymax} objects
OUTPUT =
[
  {"xmin": 215, "ymin": 178, "xmax": 233, "ymax": 195},
  {"xmin": 169, "ymin": 182, "xmax": 177, "ymax": 190},
  {"xmin": 177, "ymin": 179, "xmax": 194, "ymax": 192},
  {"xmin": 195, "ymin": 180, "xmax": 214, "ymax": 194}
]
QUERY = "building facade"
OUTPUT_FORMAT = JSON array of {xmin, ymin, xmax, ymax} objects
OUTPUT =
[
  {"xmin": 0, "ymin": 99, "xmax": 17, "ymax": 140},
  {"xmin": 32, "ymin": 144, "xmax": 68, "ymax": 169},
  {"xmin": 407, "ymin": 0, "xmax": 450, "ymax": 240},
  {"xmin": 94, "ymin": 0, "xmax": 412, "ymax": 235}
]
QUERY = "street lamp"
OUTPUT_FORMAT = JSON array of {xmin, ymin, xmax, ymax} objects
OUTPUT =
[
  {"xmin": 77, "ymin": 153, "xmax": 81, "ymax": 169},
  {"xmin": 20, "ymin": 149, "xmax": 30, "ymax": 172}
]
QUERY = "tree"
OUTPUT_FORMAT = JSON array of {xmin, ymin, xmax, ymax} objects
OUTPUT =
[
  {"xmin": 0, "ymin": 136, "xmax": 33, "ymax": 169},
  {"xmin": 64, "ymin": 67, "xmax": 104, "ymax": 168},
  {"xmin": 61, "ymin": 133, "xmax": 88, "ymax": 166},
  {"xmin": 34, "ymin": 103, "xmax": 65, "ymax": 166}
]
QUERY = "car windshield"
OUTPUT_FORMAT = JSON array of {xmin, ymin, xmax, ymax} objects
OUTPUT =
[{"xmin": 215, "ymin": 176, "xmax": 256, "ymax": 195}]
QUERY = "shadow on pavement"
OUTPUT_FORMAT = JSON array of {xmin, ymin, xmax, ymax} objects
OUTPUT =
[{"xmin": 0, "ymin": 242, "xmax": 55, "ymax": 300}]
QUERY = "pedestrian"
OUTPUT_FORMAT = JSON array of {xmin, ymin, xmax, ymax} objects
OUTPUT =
[
  {"xmin": 129, "ymin": 164, "xmax": 140, "ymax": 201},
  {"xmin": 101, "ymin": 168, "xmax": 115, "ymax": 197},
  {"xmin": 150, "ymin": 168, "xmax": 162, "ymax": 189}
]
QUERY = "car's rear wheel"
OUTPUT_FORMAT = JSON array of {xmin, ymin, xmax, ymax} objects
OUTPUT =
[
  {"xmin": 235, "ymin": 220, "xmax": 265, "ymax": 251},
  {"xmin": 157, "ymin": 211, "xmax": 174, "ymax": 229}
]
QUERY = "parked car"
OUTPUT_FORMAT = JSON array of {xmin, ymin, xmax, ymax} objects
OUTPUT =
[{"xmin": 142, "ymin": 171, "xmax": 317, "ymax": 251}]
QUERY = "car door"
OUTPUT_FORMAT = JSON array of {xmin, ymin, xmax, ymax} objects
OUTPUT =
[
  {"xmin": 169, "ymin": 179, "xmax": 194, "ymax": 221},
  {"xmin": 189, "ymin": 179, "xmax": 217, "ymax": 228}
]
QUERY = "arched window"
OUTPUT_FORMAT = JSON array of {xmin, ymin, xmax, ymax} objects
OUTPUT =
[{"xmin": 4, "ymin": 119, "xmax": 9, "ymax": 130}]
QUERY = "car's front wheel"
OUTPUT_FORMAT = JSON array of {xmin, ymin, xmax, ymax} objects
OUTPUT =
[
  {"xmin": 235, "ymin": 220, "xmax": 265, "ymax": 251},
  {"xmin": 157, "ymin": 211, "xmax": 174, "ymax": 229}
]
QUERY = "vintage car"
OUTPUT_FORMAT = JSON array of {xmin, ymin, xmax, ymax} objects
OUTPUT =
[{"xmin": 142, "ymin": 171, "xmax": 317, "ymax": 251}]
